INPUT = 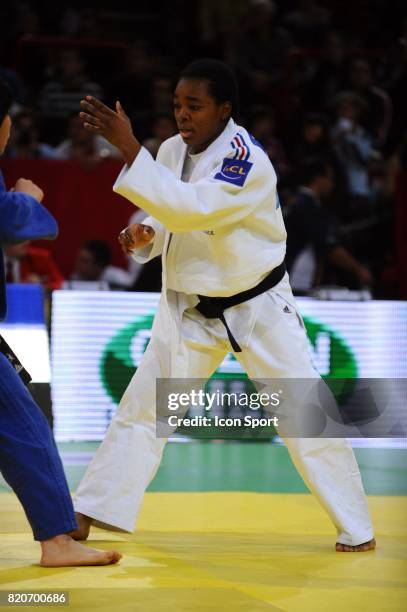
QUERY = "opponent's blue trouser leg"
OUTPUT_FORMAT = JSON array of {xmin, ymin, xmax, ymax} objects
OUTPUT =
[{"xmin": 0, "ymin": 353, "xmax": 77, "ymax": 540}]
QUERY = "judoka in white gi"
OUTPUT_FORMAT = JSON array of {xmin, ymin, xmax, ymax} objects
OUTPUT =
[{"xmin": 72, "ymin": 59, "xmax": 375, "ymax": 552}]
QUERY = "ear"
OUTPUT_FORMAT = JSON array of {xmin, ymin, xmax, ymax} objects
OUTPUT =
[{"xmin": 221, "ymin": 101, "xmax": 232, "ymax": 121}]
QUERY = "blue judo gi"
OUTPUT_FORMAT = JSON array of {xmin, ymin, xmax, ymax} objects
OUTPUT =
[{"xmin": 0, "ymin": 171, "xmax": 77, "ymax": 540}]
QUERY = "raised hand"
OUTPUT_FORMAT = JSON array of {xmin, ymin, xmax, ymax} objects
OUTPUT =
[
  {"xmin": 79, "ymin": 97, "xmax": 141, "ymax": 165},
  {"xmin": 118, "ymin": 224, "xmax": 155, "ymax": 255}
]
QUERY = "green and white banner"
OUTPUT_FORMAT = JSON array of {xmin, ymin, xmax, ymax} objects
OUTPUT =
[{"xmin": 51, "ymin": 292, "xmax": 407, "ymax": 441}]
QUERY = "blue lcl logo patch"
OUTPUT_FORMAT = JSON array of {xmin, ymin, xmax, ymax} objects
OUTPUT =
[{"xmin": 214, "ymin": 158, "xmax": 253, "ymax": 187}]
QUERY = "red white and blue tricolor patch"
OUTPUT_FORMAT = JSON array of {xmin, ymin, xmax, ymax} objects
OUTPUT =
[{"xmin": 230, "ymin": 133, "xmax": 251, "ymax": 161}]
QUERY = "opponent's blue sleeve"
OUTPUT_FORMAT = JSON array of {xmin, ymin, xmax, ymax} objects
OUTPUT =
[{"xmin": 0, "ymin": 173, "xmax": 58, "ymax": 244}]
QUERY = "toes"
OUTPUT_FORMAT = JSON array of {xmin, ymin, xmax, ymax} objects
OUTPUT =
[
  {"xmin": 106, "ymin": 551, "xmax": 122, "ymax": 565},
  {"xmin": 336, "ymin": 538, "xmax": 376, "ymax": 552}
]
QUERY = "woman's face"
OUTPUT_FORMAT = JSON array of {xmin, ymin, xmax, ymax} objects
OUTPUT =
[{"xmin": 173, "ymin": 78, "xmax": 231, "ymax": 154}]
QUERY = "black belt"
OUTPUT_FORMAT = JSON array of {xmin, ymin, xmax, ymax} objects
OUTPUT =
[
  {"xmin": 0, "ymin": 334, "xmax": 32, "ymax": 385},
  {"xmin": 196, "ymin": 260, "xmax": 286, "ymax": 352}
]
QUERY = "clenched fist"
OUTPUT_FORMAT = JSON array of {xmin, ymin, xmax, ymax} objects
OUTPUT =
[
  {"xmin": 118, "ymin": 223, "xmax": 155, "ymax": 255},
  {"xmin": 14, "ymin": 178, "xmax": 44, "ymax": 202}
]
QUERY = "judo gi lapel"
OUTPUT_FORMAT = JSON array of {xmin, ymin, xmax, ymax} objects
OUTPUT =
[
  {"xmin": 160, "ymin": 140, "xmax": 188, "ymax": 376},
  {"xmin": 188, "ymin": 119, "xmax": 237, "ymax": 183},
  {"xmin": 163, "ymin": 123, "xmax": 238, "ymax": 375},
  {"xmin": 161, "ymin": 140, "xmax": 187, "ymax": 257},
  {"xmin": 175, "ymin": 142, "xmax": 188, "ymax": 180}
]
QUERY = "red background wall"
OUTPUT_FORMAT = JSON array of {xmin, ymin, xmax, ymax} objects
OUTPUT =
[{"xmin": 1, "ymin": 159, "xmax": 138, "ymax": 277}]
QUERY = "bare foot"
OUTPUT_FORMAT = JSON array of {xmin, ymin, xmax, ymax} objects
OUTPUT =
[
  {"xmin": 336, "ymin": 538, "xmax": 376, "ymax": 552},
  {"xmin": 40, "ymin": 534, "xmax": 122, "ymax": 567},
  {"xmin": 69, "ymin": 512, "xmax": 92, "ymax": 540}
]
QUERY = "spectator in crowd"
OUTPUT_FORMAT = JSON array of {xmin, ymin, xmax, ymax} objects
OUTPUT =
[
  {"xmin": 292, "ymin": 112, "xmax": 347, "ymax": 215},
  {"xmin": 286, "ymin": 158, "xmax": 373, "ymax": 292},
  {"xmin": 4, "ymin": 241, "xmax": 64, "ymax": 290},
  {"xmin": 236, "ymin": 0, "xmax": 292, "ymax": 105},
  {"xmin": 197, "ymin": 0, "xmax": 249, "ymax": 60},
  {"xmin": 11, "ymin": 2, "xmax": 41, "ymax": 38},
  {"xmin": 249, "ymin": 106, "xmax": 290, "ymax": 179},
  {"xmin": 150, "ymin": 75, "xmax": 174, "ymax": 114},
  {"xmin": 331, "ymin": 91, "xmax": 377, "ymax": 220},
  {"xmin": 0, "ymin": 65, "xmax": 26, "ymax": 108},
  {"xmin": 378, "ymin": 32, "xmax": 407, "ymax": 151},
  {"xmin": 384, "ymin": 136, "xmax": 407, "ymax": 299},
  {"xmin": 302, "ymin": 31, "xmax": 348, "ymax": 111},
  {"xmin": 347, "ymin": 58, "xmax": 392, "ymax": 146},
  {"xmin": 4, "ymin": 109, "xmax": 57, "ymax": 159},
  {"xmin": 105, "ymin": 43, "xmax": 156, "ymax": 141},
  {"xmin": 142, "ymin": 113, "xmax": 177, "ymax": 159},
  {"xmin": 59, "ymin": 8, "xmax": 104, "ymax": 39},
  {"xmin": 39, "ymin": 48, "xmax": 103, "ymax": 145},
  {"xmin": 71, "ymin": 240, "xmax": 133, "ymax": 289},
  {"xmin": 294, "ymin": 113, "xmax": 334, "ymax": 159},
  {"xmin": 55, "ymin": 113, "xmax": 121, "ymax": 163},
  {"xmin": 283, "ymin": 0, "xmax": 331, "ymax": 48}
]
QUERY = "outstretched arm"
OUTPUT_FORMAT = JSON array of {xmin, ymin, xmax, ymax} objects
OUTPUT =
[{"xmin": 79, "ymin": 96, "xmax": 274, "ymax": 232}]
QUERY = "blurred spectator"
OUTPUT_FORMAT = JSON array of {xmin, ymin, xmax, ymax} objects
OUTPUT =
[
  {"xmin": 12, "ymin": 2, "xmax": 42, "ymax": 37},
  {"xmin": 0, "ymin": 65, "xmax": 26, "ymax": 108},
  {"xmin": 294, "ymin": 113, "xmax": 333, "ymax": 159},
  {"xmin": 286, "ymin": 159, "xmax": 373, "ymax": 293},
  {"xmin": 198, "ymin": 0, "xmax": 249, "ymax": 60},
  {"xmin": 105, "ymin": 42, "xmax": 156, "ymax": 139},
  {"xmin": 236, "ymin": 0, "xmax": 292, "ymax": 105},
  {"xmin": 384, "ymin": 136, "xmax": 407, "ymax": 299},
  {"xmin": 59, "ymin": 7, "xmax": 82, "ymax": 37},
  {"xmin": 142, "ymin": 113, "xmax": 176, "ymax": 159},
  {"xmin": 4, "ymin": 241, "xmax": 64, "ymax": 290},
  {"xmin": 71, "ymin": 240, "xmax": 133, "ymax": 289},
  {"xmin": 331, "ymin": 91, "xmax": 378, "ymax": 220},
  {"xmin": 379, "ymin": 33, "xmax": 407, "ymax": 151},
  {"xmin": 4, "ymin": 109, "xmax": 57, "ymax": 159},
  {"xmin": 292, "ymin": 112, "xmax": 347, "ymax": 214},
  {"xmin": 55, "ymin": 113, "xmax": 121, "ymax": 163},
  {"xmin": 283, "ymin": 0, "xmax": 331, "ymax": 48},
  {"xmin": 347, "ymin": 58, "xmax": 392, "ymax": 146},
  {"xmin": 59, "ymin": 8, "xmax": 104, "ymax": 39},
  {"xmin": 150, "ymin": 75, "xmax": 174, "ymax": 115},
  {"xmin": 39, "ymin": 48, "xmax": 103, "ymax": 145},
  {"xmin": 249, "ymin": 106, "xmax": 290, "ymax": 179},
  {"xmin": 302, "ymin": 31, "xmax": 348, "ymax": 111}
]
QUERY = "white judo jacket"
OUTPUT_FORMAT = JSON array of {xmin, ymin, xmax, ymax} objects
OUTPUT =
[{"xmin": 113, "ymin": 118, "xmax": 287, "ymax": 298}]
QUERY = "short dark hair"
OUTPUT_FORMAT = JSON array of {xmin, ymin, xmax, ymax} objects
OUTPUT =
[
  {"xmin": 180, "ymin": 59, "xmax": 239, "ymax": 117},
  {"xmin": 83, "ymin": 240, "xmax": 111, "ymax": 268},
  {"xmin": 0, "ymin": 78, "xmax": 12, "ymax": 125},
  {"xmin": 299, "ymin": 158, "xmax": 331, "ymax": 186}
]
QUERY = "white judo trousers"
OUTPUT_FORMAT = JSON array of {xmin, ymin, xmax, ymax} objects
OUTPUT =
[{"xmin": 74, "ymin": 273, "xmax": 374, "ymax": 546}]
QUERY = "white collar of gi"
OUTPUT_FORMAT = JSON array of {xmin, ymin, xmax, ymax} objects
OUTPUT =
[
  {"xmin": 176, "ymin": 118, "xmax": 237, "ymax": 179},
  {"xmin": 199, "ymin": 117, "xmax": 237, "ymax": 158}
]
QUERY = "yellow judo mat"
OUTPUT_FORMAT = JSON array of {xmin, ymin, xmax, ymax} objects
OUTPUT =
[{"xmin": 1, "ymin": 492, "xmax": 406, "ymax": 611}]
